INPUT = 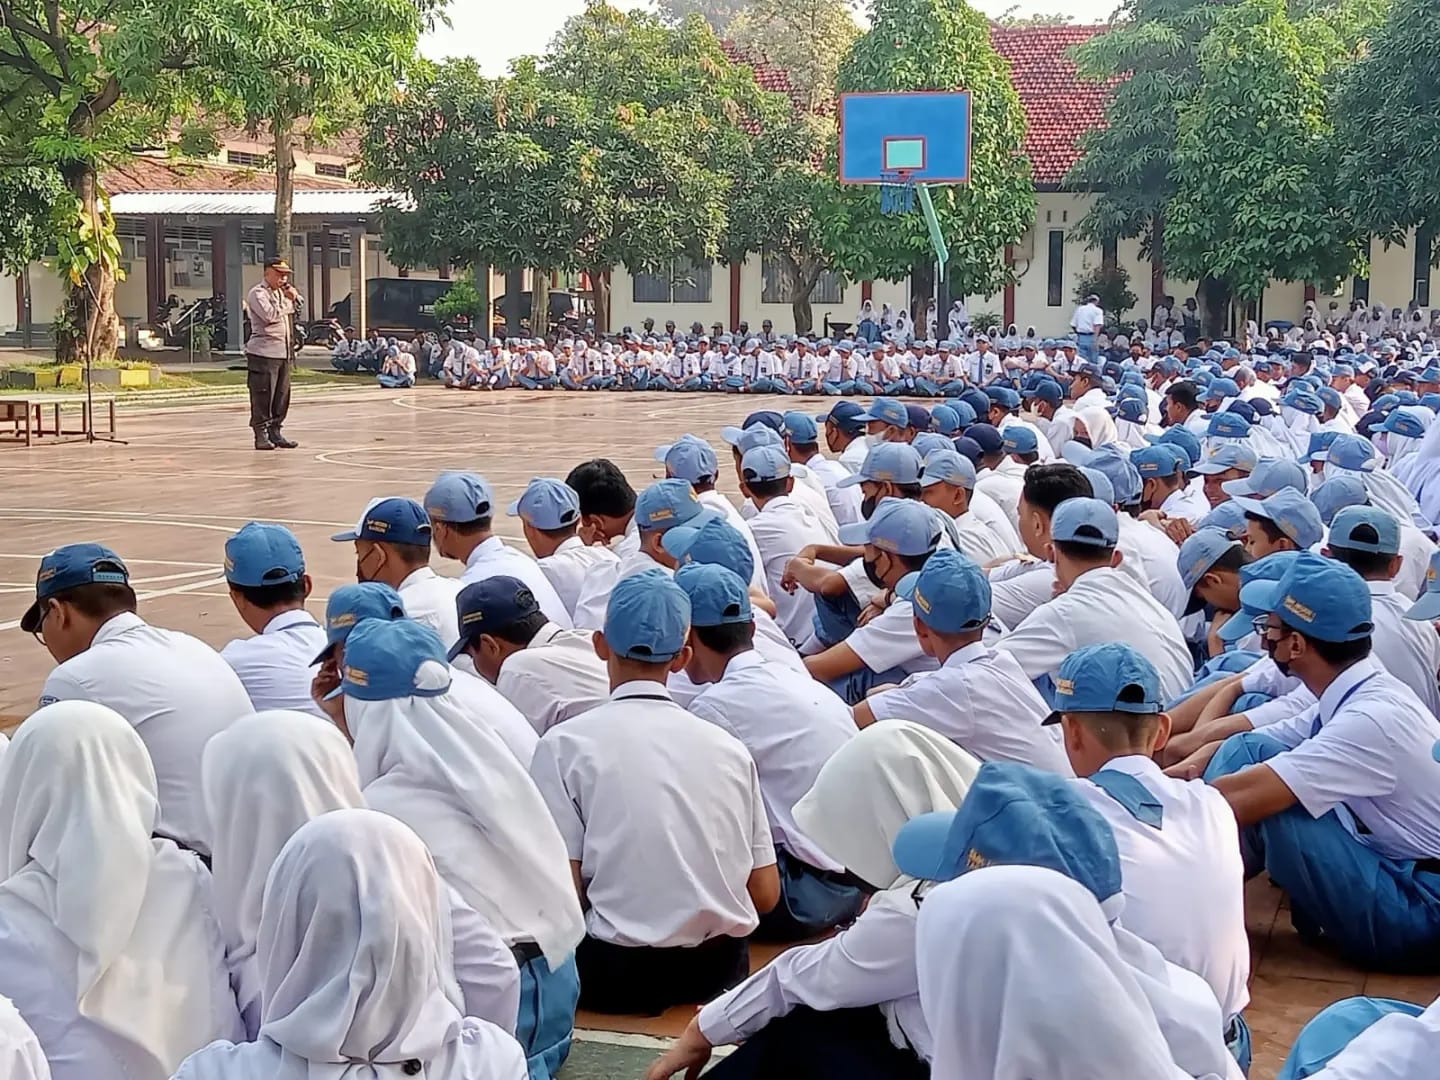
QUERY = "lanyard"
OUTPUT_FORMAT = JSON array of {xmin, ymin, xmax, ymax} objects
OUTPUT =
[{"xmin": 1311, "ymin": 671, "xmax": 1378, "ymax": 737}]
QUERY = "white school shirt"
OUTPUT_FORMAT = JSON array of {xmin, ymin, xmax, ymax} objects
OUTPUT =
[
  {"xmin": 988, "ymin": 559, "xmax": 1055, "ymax": 632},
  {"xmin": 528, "ymin": 682, "xmax": 776, "ymax": 947},
  {"xmin": 789, "ymin": 464, "xmax": 842, "ymax": 536},
  {"xmin": 495, "ymin": 622, "xmax": 610, "ymax": 736},
  {"xmin": 699, "ymin": 887, "xmax": 931, "ymax": 1060},
  {"xmin": 38, "ymin": 613, "xmax": 252, "ymax": 853},
  {"xmin": 838, "ymin": 437, "xmax": 870, "ymax": 473},
  {"xmin": 445, "ymin": 667, "xmax": 540, "ymax": 769},
  {"xmin": 1115, "ymin": 514, "xmax": 1188, "ymax": 619},
  {"xmin": 1072, "ymin": 302, "xmax": 1106, "ymax": 335},
  {"xmin": 848, "ymin": 599, "xmax": 938, "ymax": 676},
  {"xmin": 1299, "ymin": 993, "xmax": 1440, "ymax": 1079},
  {"xmin": 696, "ymin": 490, "xmax": 770, "ymax": 596},
  {"xmin": 1159, "ymin": 483, "xmax": 1210, "ymax": 525},
  {"xmin": 1397, "ymin": 522, "xmax": 1434, "ymax": 601},
  {"xmin": 1367, "ymin": 580, "xmax": 1440, "ymax": 717},
  {"xmin": 220, "ymin": 609, "xmax": 328, "ymax": 719},
  {"xmin": 538, "ymin": 536, "xmax": 619, "ymax": 619},
  {"xmin": 1075, "ymin": 755, "xmax": 1250, "ymax": 1020},
  {"xmin": 997, "ymin": 566, "xmax": 1194, "ymax": 701},
  {"xmin": 688, "ymin": 651, "xmax": 853, "ymax": 869},
  {"xmin": 998, "ymin": 415, "xmax": 1057, "ymax": 462},
  {"xmin": 748, "ymin": 495, "xmax": 836, "ymax": 643},
  {"xmin": 803, "ymin": 453, "xmax": 865, "ymax": 526},
  {"xmin": 975, "ymin": 457, "xmax": 1026, "ymax": 531},
  {"xmin": 460, "ymin": 537, "xmax": 573, "ymax": 629},
  {"xmin": 569, "ymin": 520, "xmax": 643, "ymax": 631},
  {"xmin": 1262, "ymin": 657, "xmax": 1440, "ymax": 861},
  {"xmin": 0, "ymin": 997, "xmax": 47, "ymax": 1080},
  {"xmin": 397, "ymin": 565, "xmax": 463, "ymax": 645},
  {"xmin": 968, "ymin": 488, "xmax": 1024, "ymax": 550},
  {"xmin": 949, "ymin": 507, "xmax": 1015, "ymax": 565},
  {"xmin": 867, "ymin": 642, "xmax": 1073, "ymax": 772}
]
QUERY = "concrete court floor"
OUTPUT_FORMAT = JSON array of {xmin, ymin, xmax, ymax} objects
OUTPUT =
[{"xmin": 1, "ymin": 384, "xmax": 1437, "ymax": 1077}]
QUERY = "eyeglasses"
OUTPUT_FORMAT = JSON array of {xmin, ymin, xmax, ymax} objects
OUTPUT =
[{"xmin": 30, "ymin": 600, "xmax": 53, "ymax": 646}]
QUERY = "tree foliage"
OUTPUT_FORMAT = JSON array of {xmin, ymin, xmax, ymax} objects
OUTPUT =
[
  {"xmin": 0, "ymin": 166, "xmax": 67, "ymax": 276},
  {"xmin": 652, "ymin": 0, "xmax": 749, "ymax": 31},
  {"xmin": 728, "ymin": 0, "xmax": 861, "ymax": 113},
  {"xmin": 1074, "ymin": 263, "xmax": 1137, "ymax": 321},
  {"xmin": 826, "ymin": 0, "xmax": 1034, "ymax": 301},
  {"xmin": 992, "ymin": 5, "xmax": 1075, "ymax": 25}
]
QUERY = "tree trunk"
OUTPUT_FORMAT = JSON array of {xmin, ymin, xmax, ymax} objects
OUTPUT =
[
  {"xmin": 782, "ymin": 252, "xmax": 818, "ymax": 336},
  {"xmin": 57, "ymin": 161, "xmax": 118, "ymax": 364},
  {"xmin": 589, "ymin": 267, "xmax": 611, "ymax": 334},
  {"xmin": 502, "ymin": 268, "xmax": 524, "ymax": 336},
  {"xmin": 911, "ymin": 261, "xmax": 935, "ymax": 332},
  {"xmin": 473, "ymin": 263, "xmax": 492, "ymax": 338},
  {"xmin": 273, "ymin": 117, "xmax": 295, "ymax": 264},
  {"xmin": 1199, "ymin": 276, "xmax": 1232, "ymax": 338},
  {"xmin": 532, "ymin": 271, "xmax": 550, "ymax": 338}
]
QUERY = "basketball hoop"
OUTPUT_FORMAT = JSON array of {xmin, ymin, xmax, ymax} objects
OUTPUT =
[{"xmin": 880, "ymin": 169, "xmax": 916, "ymax": 216}]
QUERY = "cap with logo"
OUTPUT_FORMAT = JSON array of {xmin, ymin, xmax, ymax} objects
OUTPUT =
[
  {"xmin": 838, "ymin": 497, "xmax": 942, "ymax": 555},
  {"xmin": 1178, "ymin": 528, "xmax": 1245, "ymax": 615},
  {"xmin": 1207, "ymin": 411, "xmax": 1251, "ymax": 439},
  {"xmin": 448, "ymin": 575, "xmax": 541, "ymax": 660},
  {"xmin": 1115, "ymin": 397, "xmax": 1147, "ymax": 424},
  {"xmin": 1198, "ymin": 500, "xmax": 1247, "ymax": 537},
  {"xmin": 1233, "ymin": 487, "xmax": 1324, "ymax": 549},
  {"xmin": 837, "ymin": 442, "xmax": 924, "ymax": 488},
  {"xmin": 654, "ymin": 435, "xmax": 719, "ymax": 484},
  {"xmin": 1305, "ymin": 430, "xmax": 1340, "ymax": 462},
  {"xmin": 1246, "ymin": 551, "xmax": 1373, "ymax": 643},
  {"xmin": 20, "ymin": 543, "xmax": 130, "ymax": 633},
  {"xmin": 1144, "ymin": 426, "xmax": 1201, "ymax": 469},
  {"xmin": 1310, "ymin": 475, "xmax": 1368, "ymax": 525},
  {"xmin": 1131, "ymin": 444, "xmax": 1187, "ymax": 479},
  {"xmin": 855, "ymin": 397, "xmax": 910, "ymax": 429},
  {"xmin": 674, "ymin": 563, "xmax": 753, "ymax": 627},
  {"xmin": 660, "ymin": 516, "xmax": 755, "ymax": 582},
  {"xmin": 1050, "ymin": 497, "xmax": 1119, "ymax": 548},
  {"xmin": 720, "ymin": 424, "xmax": 785, "ymax": 453},
  {"xmin": 1045, "ymin": 642, "xmax": 1162, "ymax": 724},
  {"xmin": 816, "ymin": 401, "xmax": 867, "ymax": 435},
  {"xmin": 929, "ymin": 404, "xmax": 966, "ymax": 437},
  {"xmin": 225, "ymin": 522, "xmax": 306, "ymax": 588},
  {"xmin": 1404, "ymin": 549, "xmax": 1440, "ymax": 622},
  {"xmin": 331, "ymin": 497, "xmax": 432, "ymax": 546},
  {"xmin": 506, "ymin": 478, "xmax": 581, "ymax": 531},
  {"xmin": 1001, "ymin": 426, "xmax": 1038, "ymax": 455},
  {"xmin": 634, "ymin": 478, "xmax": 708, "ymax": 531},
  {"xmin": 919, "ymin": 449, "xmax": 977, "ymax": 490},
  {"xmin": 315, "ymin": 582, "xmax": 407, "ymax": 663},
  {"xmin": 781, "ymin": 411, "xmax": 819, "ymax": 444},
  {"xmin": 895, "ymin": 549, "xmax": 990, "ymax": 633},
  {"xmin": 1318, "ymin": 433, "xmax": 1378, "ymax": 473},
  {"xmin": 603, "ymin": 568, "xmax": 691, "ymax": 662},
  {"xmin": 332, "ymin": 618, "xmax": 453, "ymax": 701},
  {"xmin": 1190, "ymin": 443, "xmax": 1260, "ymax": 476},
  {"xmin": 1328, "ymin": 505, "xmax": 1400, "ymax": 556},
  {"xmin": 1062, "ymin": 444, "xmax": 1141, "ymax": 505},
  {"xmin": 424, "ymin": 471, "xmax": 494, "ymax": 524},
  {"xmin": 1217, "ymin": 551, "xmax": 1303, "ymax": 643},
  {"xmin": 740, "ymin": 445, "xmax": 792, "ymax": 484},
  {"xmin": 1220, "ymin": 458, "xmax": 1308, "ymax": 499}
]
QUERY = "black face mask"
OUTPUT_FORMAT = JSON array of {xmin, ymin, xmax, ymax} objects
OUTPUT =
[
  {"xmin": 1070, "ymin": 435, "xmax": 1092, "ymax": 449},
  {"xmin": 1263, "ymin": 631, "xmax": 1295, "ymax": 677},
  {"xmin": 861, "ymin": 493, "xmax": 879, "ymax": 520},
  {"xmin": 862, "ymin": 555, "xmax": 887, "ymax": 589}
]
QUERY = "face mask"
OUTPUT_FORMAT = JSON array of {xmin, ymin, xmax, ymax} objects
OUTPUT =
[
  {"xmin": 862, "ymin": 555, "xmax": 887, "ymax": 589},
  {"xmin": 861, "ymin": 493, "xmax": 879, "ymax": 520},
  {"xmin": 1071, "ymin": 435, "xmax": 1092, "ymax": 449}
]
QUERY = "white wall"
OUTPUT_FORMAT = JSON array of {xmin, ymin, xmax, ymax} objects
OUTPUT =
[{"xmin": 0, "ymin": 276, "xmax": 15, "ymax": 334}]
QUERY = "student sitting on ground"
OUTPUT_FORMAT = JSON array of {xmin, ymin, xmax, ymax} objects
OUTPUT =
[{"xmin": 508, "ymin": 477, "xmax": 618, "ymax": 622}]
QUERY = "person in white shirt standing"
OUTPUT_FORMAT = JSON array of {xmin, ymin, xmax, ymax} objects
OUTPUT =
[
  {"xmin": 676, "ymin": 563, "xmax": 862, "ymax": 941},
  {"xmin": 781, "ymin": 411, "xmax": 863, "ymax": 526},
  {"xmin": 425, "ymin": 470, "xmax": 572, "ymax": 628},
  {"xmin": 219, "ymin": 522, "xmax": 327, "ymax": 718},
  {"xmin": 25, "ymin": 543, "xmax": 252, "ymax": 856},
  {"xmin": 508, "ymin": 477, "xmax": 617, "ymax": 622},
  {"xmin": 528, "ymin": 571, "xmax": 779, "ymax": 1015},
  {"xmin": 1070, "ymin": 292, "xmax": 1106, "ymax": 362}
]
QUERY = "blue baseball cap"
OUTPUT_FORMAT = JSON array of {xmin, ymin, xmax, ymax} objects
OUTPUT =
[
  {"xmin": 1247, "ymin": 552, "xmax": 1373, "ymax": 643},
  {"xmin": 1178, "ymin": 528, "xmax": 1246, "ymax": 614},
  {"xmin": 1318, "ymin": 386, "xmax": 1344, "ymax": 412},
  {"xmin": 1063, "ymin": 444, "xmax": 1142, "ymax": 505},
  {"xmin": 1206, "ymin": 378, "xmax": 1241, "ymax": 401},
  {"xmin": 1001, "ymin": 426, "xmax": 1038, "ymax": 454},
  {"xmin": 721, "ymin": 423, "xmax": 785, "ymax": 453},
  {"xmin": 1420, "ymin": 366, "xmax": 1440, "ymax": 383},
  {"xmin": 448, "ymin": 575, "xmax": 543, "ymax": 660},
  {"xmin": 855, "ymin": 397, "xmax": 910, "ymax": 428},
  {"xmin": 654, "ymin": 435, "xmax": 719, "ymax": 484},
  {"xmin": 741, "ymin": 410, "xmax": 784, "ymax": 432},
  {"xmin": 1131, "ymin": 444, "xmax": 1186, "ymax": 479},
  {"xmin": 919, "ymin": 449, "xmax": 977, "ymax": 489},
  {"xmin": 1221, "ymin": 458, "xmax": 1307, "ymax": 499},
  {"xmin": 661, "ymin": 516, "xmax": 755, "ymax": 582},
  {"xmin": 1372, "ymin": 393, "xmax": 1401, "ymax": 413},
  {"xmin": 1317, "ymin": 433, "xmax": 1378, "ymax": 473},
  {"xmin": 781, "ymin": 411, "xmax": 820, "ymax": 444},
  {"xmin": 930, "ymin": 404, "xmax": 966, "ymax": 436},
  {"xmin": 1191, "ymin": 443, "xmax": 1260, "ymax": 476},
  {"xmin": 966, "ymin": 423, "xmax": 1004, "ymax": 455},
  {"xmin": 740, "ymin": 445, "xmax": 792, "ymax": 483},
  {"xmin": 225, "ymin": 522, "xmax": 305, "ymax": 588},
  {"xmin": 332, "ymin": 618, "xmax": 452, "ymax": 701},
  {"xmin": 1046, "ymin": 642, "xmax": 1162, "ymax": 723},
  {"xmin": 891, "ymin": 762, "xmax": 1123, "ymax": 911},
  {"xmin": 674, "ymin": 563, "xmax": 752, "ymax": 627},
  {"xmin": 1328, "ymin": 505, "xmax": 1400, "ymax": 556},
  {"xmin": 959, "ymin": 389, "xmax": 992, "ymax": 419},
  {"xmin": 951, "ymin": 435, "xmax": 983, "ymax": 466},
  {"xmin": 634, "ymin": 478, "xmax": 707, "ymax": 531},
  {"xmin": 332, "ymin": 497, "xmax": 432, "ymax": 546},
  {"xmin": 911, "ymin": 432, "xmax": 952, "ymax": 461},
  {"xmin": 1234, "ymin": 488, "xmax": 1324, "ymax": 549},
  {"xmin": 603, "ymin": 568, "xmax": 690, "ymax": 662},
  {"xmin": 1310, "ymin": 475, "xmax": 1368, "ymax": 525},
  {"xmin": 507, "ymin": 478, "xmax": 581, "ymax": 531},
  {"xmin": 838, "ymin": 442, "xmax": 924, "ymax": 488},
  {"xmin": 906, "ymin": 405, "xmax": 932, "ymax": 432},
  {"xmin": 985, "ymin": 386, "xmax": 1021, "ymax": 411},
  {"xmin": 1025, "ymin": 380, "xmax": 1063, "ymax": 406},
  {"xmin": 894, "ymin": 549, "xmax": 990, "ymax": 633},
  {"xmin": 1115, "ymin": 396, "xmax": 1147, "ymax": 423},
  {"xmin": 1050, "ymin": 497, "xmax": 1118, "ymax": 547},
  {"xmin": 1144, "ymin": 426, "xmax": 1201, "ymax": 469},
  {"xmin": 1207, "ymin": 411, "xmax": 1251, "ymax": 439},
  {"xmin": 1404, "ymin": 550, "xmax": 1440, "ymax": 621},
  {"xmin": 424, "ymin": 472, "xmax": 494, "ymax": 524},
  {"xmin": 1284, "ymin": 390, "xmax": 1324, "ymax": 416},
  {"xmin": 1305, "ymin": 430, "xmax": 1340, "ymax": 461},
  {"xmin": 1199, "ymin": 499, "xmax": 1248, "ymax": 537},
  {"xmin": 817, "ymin": 401, "xmax": 867, "ymax": 435},
  {"xmin": 20, "ymin": 543, "xmax": 130, "ymax": 633},
  {"xmin": 838, "ymin": 497, "xmax": 942, "ymax": 555},
  {"xmin": 1079, "ymin": 467, "xmax": 1114, "ymax": 506},
  {"xmin": 315, "ymin": 582, "xmax": 407, "ymax": 663}
]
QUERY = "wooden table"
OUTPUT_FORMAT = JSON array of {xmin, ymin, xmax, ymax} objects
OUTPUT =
[{"xmin": 0, "ymin": 393, "xmax": 117, "ymax": 446}]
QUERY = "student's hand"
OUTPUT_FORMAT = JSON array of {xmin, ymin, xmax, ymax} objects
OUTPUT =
[
  {"xmin": 1139, "ymin": 509, "xmax": 1168, "ymax": 528},
  {"xmin": 857, "ymin": 601, "xmax": 885, "ymax": 627},
  {"xmin": 645, "ymin": 1018, "xmax": 714, "ymax": 1080},
  {"xmin": 797, "ymin": 544, "xmax": 820, "ymax": 563},
  {"xmin": 780, "ymin": 556, "xmax": 809, "ymax": 594},
  {"xmin": 1164, "ymin": 517, "xmax": 1197, "ymax": 545},
  {"xmin": 1164, "ymin": 741, "xmax": 1221, "ymax": 781},
  {"xmin": 578, "ymin": 519, "xmax": 606, "ymax": 546},
  {"xmin": 311, "ymin": 663, "xmax": 345, "ymax": 727}
]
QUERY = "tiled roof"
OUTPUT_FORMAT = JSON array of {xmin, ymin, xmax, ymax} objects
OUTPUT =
[{"xmin": 102, "ymin": 157, "xmax": 353, "ymax": 195}]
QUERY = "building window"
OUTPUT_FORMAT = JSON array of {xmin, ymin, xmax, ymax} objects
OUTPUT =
[
  {"xmin": 1415, "ymin": 228, "xmax": 1434, "ymax": 307},
  {"xmin": 761, "ymin": 250, "xmax": 845, "ymax": 305},
  {"xmin": 1353, "ymin": 275, "xmax": 1370, "ymax": 303},
  {"xmin": 328, "ymin": 232, "xmax": 352, "ymax": 269},
  {"xmin": 226, "ymin": 149, "xmax": 266, "ymax": 168},
  {"xmin": 240, "ymin": 226, "xmax": 267, "ymax": 266},
  {"xmin": 115, "ymin": 219, "xmax": 146, "ymax": 261},
  {"xmin": 166, "ymin": 230, "xmax": 213, "ymax": 288},
  {"xmin": 1047, "ymin": 230, "xmax": 1064, "ymax": 307},
  {"xmin": 314, "ymin": 162, "xmax": 348, "ymax": 179},
  {"xmin": 631, "ymin": 257, "xmax": 713, "ymax": 304}
]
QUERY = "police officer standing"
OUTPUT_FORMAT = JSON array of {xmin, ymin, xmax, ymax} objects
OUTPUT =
[{"xmin": 245, "ymin": 257, "xmax": 302, "ymax": 450}]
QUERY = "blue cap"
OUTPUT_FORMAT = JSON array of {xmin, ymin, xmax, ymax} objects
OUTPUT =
[
  {"xmin": 891, "ymin": 762, "xmax": 1122, "ymax": 908},
  {"xmin": 1310, "ymin": 475, "xmax": 1367, "ymax": 526},
  {"xmin": 1206, "ymin": 378, "xmax": 1241, "ymax": 401},
  {"xmin": 966, "ymin": 423, "xmax": 1004, "ymax": 454},
  {"xmin": 905, "ymin": 405, "xmax": 932, "ymax": 432},
  {"xmin": 635, "ymin": 478, "xmax": 706, "ymax": 531},
  {"xmin": 603, "ymin": 568, "xmax": 690, "ymax": 662},
  {"xmin": 20, "ymin": 543, "xmax": 130, "ymax": 633},
  {"xmin": 424, "ymin": 471, "xmax": 495, "ymax": 524},
  {"xmin": 1420, "ymin": 365, "xmax": 1440, "ymax": 383},
  {"xmin": 661, "ymin": 516, "xmax": 755, "ymax": 582},
  {"xmin": 1199, "ymin": 499, "xmax": 1247, "ymax": 537},
  {"xmin": 951, "ymin": 435, "xmax": 983, "ymax": 466},
  {"xmin": 1131, "ymin": 444, "xmax": 1186, "ymax": 478},
  {"xmin": 721, "ymin": 424, "xmax": 785, "ymax": 452},
  {"xmin": 654, "ymin": 435, "xmax": 719, "ymax": 483},
  {"xmin": 1207, "ymin": 411, "xmax": 1251, "ymax": 439},
  {"xmin": 1317, "ymin": 386, "xmax": 1343, "ymax": 411},
  {"xmin": 817, "ymin": 401, "xmax": 866, "ymax": 435},
  {"xmin": 1001, "ymin": 426, "xmax": 1038, "ymax": 454},
  {"xmin": 894, "ymin": 549, "xmax": 990, "ymax": 632},
  {"xmin": 911, "ymin": 432, "xmax": 953, "ymax": 461},
  {"xmin": 930, "ymin": 404, "xmax": 965, "ymax": 436},
  {"xmin": 986, "ymin": 386, "xmax": 1021, "ymax": 411},
  {"xmin": 674, "ymin": 563, "xmax": 752, "ymax": 627},
  {"xmin": 855, "ymin": 397, "xmax": 910, "ymax": 428},
  {"xmin": 1318, "ymin": 433, "xmax": 1377, "ymax": 472},
  {"xmin": 1421, "ymin": 395, "xmax": 1440, "ymax": 413},
  {"xmin": 448, "ymin": 575, "xmax": 543, "ymax": 660},
  {"xmin": 315, "ymin": 582, "xmax": 407, "ymax": 662},
  {"xmin": 1397, "ymin": 390, "xmax": 1421, "ymax": 406},
  {"xmin": 1115, "ymin": 396, "xmax": 1147, "ymax": 423},
  {"xmin": 781, "ymin": 411, "xmax": 819, "ymax": 443},
  {"xmin": 741, "ymin": 411, "xmax": 784, "ymax": 432},
  {"xmin": 837, "ymin": 442, "xmax": 924, "ymax": 488},
  {"xmin": 1404, "ymin": 550, "xmax": 1440, "ymax": 621},
  {"xmin": 1079, "ymin": 467, "xmax": 1114, "ymax": 506},
  {"xmin": 1305, "ymin": 430, "xmax": 1340, "ymax": 461},
  {"xmin": 1283, "ymin": 390, "xmax": 1324, "ymax": 416},
  {"xmin": 331, "ymin": 497, "xmax": 432, "ymax": 546},
  {"xmin": 1372, "ymin": 393, "xmax": 1400, "ymax": 413},
  {"xmin": 1047, "ymin": 642, "xmax": 1162, "ymax": 722},
  {"xmin": 838, "ymin": 497, "xmax": 942, "ymax": 555},
  {"xmin": 1050, "ymin": 497, "xmax": 1118, "ymax": 547},
  {"xmin": 740, "ymin": 445, "xmax": 792, "ymax": 483},
  {"xmin": 507, "ymin": 478, "xmax": 581, "ymax": 531},
  {"xmin": 1234, "ymin": 488, "xmax": 1324, "ymax": 549},
  {"xmin": 333, "ymin": 618, "xmax": 452, "ymax": 701},
  {"xmin": 1177, "ymin": 528, "xmax": 1243, "ymax": 614},
  {"xmin": 1329, "ymin": 505, "xmax": 1400, "ymax": 556},
  {"xmin": 959, "ymin": 389, "xmax": 991, "ymax": 419},
  {"xmin": 1062, "ymin": 444, "xmax": 1141, "ymax": 505},
  {"xmin": 1248, "ymin": 552, "xmax": 1373, "ymax": 642},
  {"xmin": 1144, "ymin": 426, "xmax": 1201, "ymax": 469},
  {"xmin": 1221, "ymin": 458, "xmax": 1307, "ymax": 499},
  {"xmin": 1191, "ymin": 443, "xmax": 1260, "ymax": 475},
  {"xmin": 919, "ymin": 448, "xmax": 977, "ymax": 489},
  {"xmin": 224, "ymin": 522, "xmax": 305, "ymax": 587},
  {"xmin": 1026, "ymin": 380, "xmax": 1063, "ymax": 406}
]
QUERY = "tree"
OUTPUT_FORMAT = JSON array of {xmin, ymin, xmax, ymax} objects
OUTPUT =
[
  {"xmin": 0, "ymin": 167, "xmax": 66, "ymax": 276},
  {"xmin": 653, "ymin": 0, "xmax": 748, "ymax": 31},
  {"xmin": 728, "ymin": 0, "xmax": 861, "ymax": 113},
  {"xmin": 1333, "ymin": 0, "xmax": 1440, "ymax": 267},
  {"xmin": 1165, "ymin": 0, "xmax": 1363, "ymax": 327},
  {"xmin": 827, "ymin": 0, "xmax": 1035, "ymax": 313},
  {"xmin": 993, "ymin": 5, "xmax": 1075, "ymax": 25}
]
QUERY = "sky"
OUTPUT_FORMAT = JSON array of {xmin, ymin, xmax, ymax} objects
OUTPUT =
[{"xmin": 422, "ymin": 0, "xmax": 1118, "ymax": 78}]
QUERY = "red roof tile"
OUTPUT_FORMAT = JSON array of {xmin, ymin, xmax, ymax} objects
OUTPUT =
[{"xmin": 102, "ymin": 157, "xmax": 354, "ymax": 195}]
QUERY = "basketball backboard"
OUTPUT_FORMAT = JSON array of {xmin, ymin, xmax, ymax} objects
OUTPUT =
[{"xmin": 838, "ymin": 91, "xmax": 973, "ymax": 185}]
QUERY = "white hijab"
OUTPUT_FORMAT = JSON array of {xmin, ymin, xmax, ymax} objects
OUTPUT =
[
  {"xmin": 203, "ymin": 711, "xmax": 366, "ymax": 1035},
  {"xmin": 1386, "ymin": 406, "xmax": 1436, "ymax": 479},
  {"xmin": 792, "ymin": 720, "xmax": 980, "ymax": 891},
  {"xmin": 1074, "ymin": 405, "xmax": 1120, "ymax": 451},
  {"xmin": 1115, "ymin": 417, "xmax": 1157, "ymax": 450},
  {"xmin": 348, "ymin": 689, "xmax": 584, "ymax": 967},
  {"xmin": 917, "ymin": 866, "xmax": 1220, "ymax": 1080},
  {"xmin": 1396, "ymin": 409, "xmax": 1440, "ymax": 499},
  {"xmin": 1324, "ymin": 445, "xmax": 1429, "ymax": 530},
  {"xmin": 0, "ymin": 702, "xmax": 238, "ymax": 1078},
  {"xmin": 0, "ymin": 996, "xmax": 47, "ymax": 1080}
]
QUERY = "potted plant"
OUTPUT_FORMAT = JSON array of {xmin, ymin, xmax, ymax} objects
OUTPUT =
[{"xmin": 191, "ymin": 322, "xmax": 213, "ymax": 363}]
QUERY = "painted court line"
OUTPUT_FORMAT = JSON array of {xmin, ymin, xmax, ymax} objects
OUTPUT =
[{"xmin": 0, "ymin": 575, "xmax": 228, "ymax": 633}]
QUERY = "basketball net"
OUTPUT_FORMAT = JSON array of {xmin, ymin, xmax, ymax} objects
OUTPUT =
[{"xmin": 880, "ymin": 169, "xmax": 916, "ymax": 215}]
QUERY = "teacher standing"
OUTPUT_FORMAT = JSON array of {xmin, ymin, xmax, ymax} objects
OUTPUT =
[{"xmin": 244, "ymin": 258, "xmax": 302, "ymax": 451}]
